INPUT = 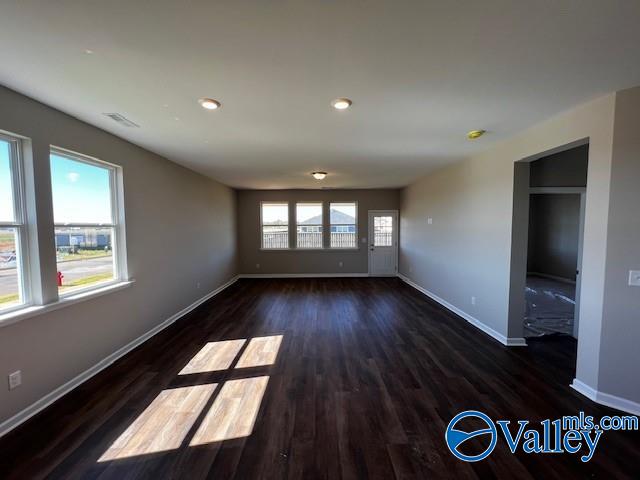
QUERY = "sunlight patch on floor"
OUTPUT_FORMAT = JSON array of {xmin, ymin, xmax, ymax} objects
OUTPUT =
[
  {"xmin": 190, "ymin": 376, "xmax": 269, "ymax": 445},
  {"xmin": 179, "ymin": 339, "xmax": 246, "ymax": 375},
  {"xmin": 98, "ymin": 384, "xmax": 216, "ymax": 462},
  {"xmin": 236, "ymin": 335, "xmax": 283, "ymax": 368}
]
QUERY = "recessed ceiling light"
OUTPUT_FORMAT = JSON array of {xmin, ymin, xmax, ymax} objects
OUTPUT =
[
  {"xmin": 467, "ymin": 129, "xmax": 486, "ymax": 140},
  {"xmin": 311, "ymin": 171, "xmax": 327, "ymax": 180},
  {"xmin": 331, "ymin": 98, "xmax": 352, "ymax": 110},
  {"xmin": 84, "ymin": 49, "xmax": 94, "ymax": 55},
  {"xmin": 198, "ymin": 98, "xmax": 221, "ymax": 110}
]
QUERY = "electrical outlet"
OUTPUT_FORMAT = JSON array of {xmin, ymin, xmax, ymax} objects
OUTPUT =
[
  {"xmin": 427, "ymin": 217, "xmax": 433, "ymax": 225},
  {"xmin": 256, "ymin": 263, "xmax": 260, "ymax": 269},
  {"xmin": 8, "ymin": 371, "xmax": 21, "ymax": 390},
  {"xmin": 629, "ymin": 270, "xmax": 640, "ymax": 287},
  {"xmin": 338, "ymin": 261, "xmax": 343, "ymax": 268},
  {"xmin": 196, "ymin": 282, "xmax": 201, "ymax": 289},
  {"xmin": 471, "ymin": 296, "xmax": 476, "ymax": 306}
]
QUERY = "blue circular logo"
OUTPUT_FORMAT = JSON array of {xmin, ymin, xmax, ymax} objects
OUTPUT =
[{"xmin": 445, "ymin": 410, "xmax": 497, "ymax": 462}]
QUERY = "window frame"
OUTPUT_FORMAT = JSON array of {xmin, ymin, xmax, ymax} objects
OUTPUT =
[
  {"xmin": 329, "ymin": 201, "xmax": 358, "ymax": 249},
  {"xmin": 295, "ymin": 201, "xmax": 323, "ymax": 249},
  {"xmin": 260, "ymin": 201, "xmax": 290, "ymax": 250},
  {"xmin": 50, "ymin": 147, "xmax": 127, "ymax": 297},
  {"xmin": 0, "ymin": 133, "xmax": 31, "ymax": 313}
]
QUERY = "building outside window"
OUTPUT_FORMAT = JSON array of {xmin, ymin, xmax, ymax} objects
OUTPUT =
[{"xmin": 330, "ymin": 202, "xmax": 357, "ymax": 248}]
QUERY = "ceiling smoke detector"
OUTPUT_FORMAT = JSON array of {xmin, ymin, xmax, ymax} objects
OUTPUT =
[{"xmin": 467, "ymin": 129, "xmax": 486, "ymax": 140}]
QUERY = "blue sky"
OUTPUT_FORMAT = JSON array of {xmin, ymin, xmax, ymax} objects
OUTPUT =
[
  {"xmin": 50, "ymin": 154, "xmax": 112, "ymax": 224},
  {"xmin": 2, "ymin": 144, "xmax": 113, "ymax": 224},
  {"xmin": 0, "ymin": 140, "xmax": 14, "ymax": 222},
  {"xmin": 262, "ymin": 202, "xmax": 356, "ymax": 224}
]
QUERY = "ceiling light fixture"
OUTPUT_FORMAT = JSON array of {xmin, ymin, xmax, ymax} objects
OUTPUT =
[
  {"xmin": 311, "ymin": 171, "xmax": 327, "ymax": 180},
  {"xmin": 331, "ymin": 98, "xmax": 352, "ymax": 110},
  {"xmin": 467, "ymin": 129, "xmax": 486, "ymax": 140},
  {"xmin": 198, "ymin": 98, "xmax": 221, "ymax": 110}
]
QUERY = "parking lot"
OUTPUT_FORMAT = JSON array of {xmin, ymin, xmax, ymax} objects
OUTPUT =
[{"xmin": 0, "ymin": 255, "xmax": 113, "ymax": 301}]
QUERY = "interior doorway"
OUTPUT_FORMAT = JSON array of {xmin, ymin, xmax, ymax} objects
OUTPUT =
[
  {"xmin": 367, "ymin": 210, "xmax": 398, "ymax": 276},
  {"xmin": 508, "ymin": 142, "xmax": 589, "ymax": 375},
  {"xmin": 525, "ymin": 191, "xmax": 585, "ymax": 338}
]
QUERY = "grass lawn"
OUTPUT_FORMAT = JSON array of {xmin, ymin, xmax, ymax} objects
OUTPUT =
[
  {"xmin": 0, "ymin": 273, "xmax": 113, "ymax": 306},
  {"xmin": 0, "ymin": 231, "xmax": 15, "ymax": 251},
  {"xmin": 0, "ymin": 292, "xmax": 19, "ymax": 306},
  {"xmin": 59, "ymin": 272, "xmax": 113, "ymax": 292}
]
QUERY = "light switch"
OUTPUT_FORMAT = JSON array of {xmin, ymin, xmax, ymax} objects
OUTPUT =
[
  {"xmin": 427, "ymin": 217, "xmax": 433, "ymax": 225},
  {"xmin": 629, "ymin": 270, "xmax": 640, "ymax": 287}
]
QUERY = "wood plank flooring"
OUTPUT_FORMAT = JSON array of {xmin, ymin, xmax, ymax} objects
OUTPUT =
[{"xmin": 0, "ymin": 278, "xmax": 638, "ymax": 479}]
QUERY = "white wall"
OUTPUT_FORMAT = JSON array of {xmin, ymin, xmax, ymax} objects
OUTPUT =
[
  {"xmin": 400, "ymin": 93, "xmax": 622, "ymax": 403},
  {"xmin": 0, "ymin": 86, "xmax": 238, "ymax": 427}
]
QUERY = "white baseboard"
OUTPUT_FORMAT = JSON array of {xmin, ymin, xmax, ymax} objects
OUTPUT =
[
  {"xmin": 571, "ymin": 379, "xmax": 640, "ymax": 416},
  {"xmin": 397, "ymin": 273, "xmax": 527, "ymax": 347},
  {"xmin": 0, "ymin": 275, "xmax": 239, "ymax": 439},
  {"xmin": 238, "ymin": 273, "xmax": 369, "ymax": 278}
]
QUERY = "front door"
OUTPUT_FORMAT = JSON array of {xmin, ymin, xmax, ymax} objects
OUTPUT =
[{"xmin": 368, "ymin": 210, "xmax": 398, "ymax": 276}]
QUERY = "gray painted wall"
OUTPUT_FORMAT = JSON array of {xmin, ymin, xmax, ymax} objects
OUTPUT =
[
  {"xmin": 598, "ymin": 87, "xmax": 640, "ymax": 404},
  {"xmin": 400, "ymin": 92, "xmax": 624, "ymax": 405},
  {"xmin": 530, "ymin": 144, "xmax": 589, "ymax": 187},
  {"xmin": 527, "ymin": 194, "xmax": 581, "ymax": 281},
  {"xmin": 237, "ymin": 189, "xmax": 400, "ymax": 274},
  {"xmin": 0, "ymin": 86, "xmax": 237, "ymax": 425}
]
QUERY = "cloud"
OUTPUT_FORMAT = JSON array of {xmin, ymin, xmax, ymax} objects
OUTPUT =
[{"xmin": 67, "ymin": 172, "xmax": 80, "ymax": 182}]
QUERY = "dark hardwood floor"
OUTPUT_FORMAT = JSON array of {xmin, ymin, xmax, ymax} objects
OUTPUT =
[{"xmin": 0, "ymin": 278, "xmax": 638, "ymax": 479}]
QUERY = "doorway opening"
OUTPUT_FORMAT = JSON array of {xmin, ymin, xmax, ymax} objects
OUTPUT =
[
  {"xmin": 509, "ymin": 141, "xmax": 589, "ymax": 376},
  {"xmin": 525, "ymin": 145, "xmax": 588, "ymax": 338}
]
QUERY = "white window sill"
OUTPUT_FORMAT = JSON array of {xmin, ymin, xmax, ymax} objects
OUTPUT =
[
  {"xmin": 259, "ymin": 248, "xmax": 360, "ymax": 252},
  {"xmin": 0, "ymin": 280, "xmax": 135, "ymax": 329}
]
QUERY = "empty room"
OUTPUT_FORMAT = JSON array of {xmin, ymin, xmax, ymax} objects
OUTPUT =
[{"xmin": 1, "ymin": 2, "xmax": 640, "ymax": 479}]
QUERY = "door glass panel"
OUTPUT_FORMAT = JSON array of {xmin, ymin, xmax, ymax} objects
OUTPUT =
[{"xmin": 373, "ymin": 216, "xmax": 393, "ymax": 246}]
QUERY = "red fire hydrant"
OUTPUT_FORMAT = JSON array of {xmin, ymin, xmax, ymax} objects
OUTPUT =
[{"xmin": 57, "ymin": 271, "xmax": 64, "ymax": 287}]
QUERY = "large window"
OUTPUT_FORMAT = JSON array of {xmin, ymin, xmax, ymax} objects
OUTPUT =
[
  {"xmin": 261, "ymin": 202, "xmax": 289, "ymax": 249},
  {"xmin": 330, "ymin": 202, "xmax": 357, "ymax": 248},
  {"xmin": 296, "ymin": 202, "xmax": 323, "ymax": 248},
  {"xmin": 50, "ymin": 149, "xmax": 122, "ymax": 295},
  {"xmin": 0, "ymin": 135, "xmax": 28, "ymax": 311}
]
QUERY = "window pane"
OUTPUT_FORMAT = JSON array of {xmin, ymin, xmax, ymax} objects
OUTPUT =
[
  {"xmin": 0, "ymin": 228, "xmax": 21, "ymax": 309},
  {"xmin": 330, "ymin": 202, "xmax": 357, "ymax": 248},
  {"xmin": 55, "ymin": 227, "xmax": 114, "ymax": 293},
  {"xmin": 262, "ymin": 203, "xmax": 288, "ymax": 249},
  {"xmin": 50, "ymin": 153, "xmax": 113, "ymax": 224},
  {"xmin": 262, "ymin": 226, "xmax": 288, "ymax": 249},
  {"xmin": 373, "ymin": 216, "xmax": 393, "ymax": 246},
  {"xmin": 0, "ymin": 139, "xmax": 15, "ymax": 223},
  {"xmin": 296, "ymin": 203, "xmax": 322, "ymax": 248}
]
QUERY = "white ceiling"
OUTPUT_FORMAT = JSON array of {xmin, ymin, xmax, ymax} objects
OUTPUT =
[{"xmin": 1, "ymin": 1, "xmax": 640, "ymax": 189}]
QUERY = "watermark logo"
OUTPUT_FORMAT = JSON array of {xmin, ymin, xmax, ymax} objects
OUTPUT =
[
  {"xmin": 445, "ymin": 410, "xmax": 497, "ymax": 462},
  {"xmin": 445, "ymin": 410, "xmax": 638, "ymax": 463}
]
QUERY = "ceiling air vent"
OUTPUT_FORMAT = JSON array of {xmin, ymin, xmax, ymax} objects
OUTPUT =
[{"xmin": 103, "ymin": 113, "xmax": 140, "ymax": 128}]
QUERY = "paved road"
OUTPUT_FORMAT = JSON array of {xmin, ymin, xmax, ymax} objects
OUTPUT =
[{"xmin": 0, "ymin": 256, "xmax": 113, "ymax": 297}]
